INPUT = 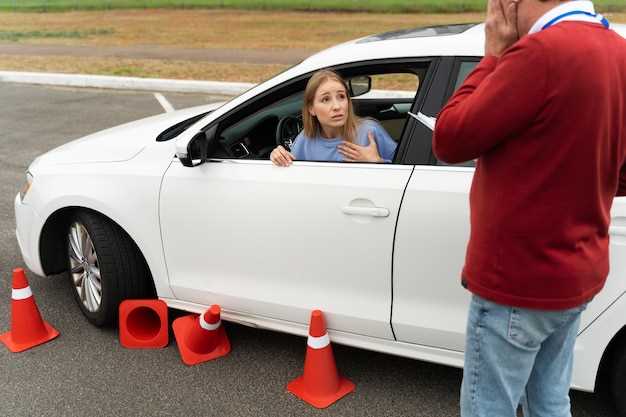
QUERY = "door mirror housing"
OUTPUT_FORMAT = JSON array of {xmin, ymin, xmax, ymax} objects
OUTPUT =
[
  {"xmin": 348, "ymin": 76, "xmax": 372, "ymax": 97},
  {"xmin": 179, "ymin": 125, "xmax": 218, "ymax": 167}
]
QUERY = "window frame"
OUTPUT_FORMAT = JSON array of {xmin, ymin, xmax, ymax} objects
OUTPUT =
[
  {"xmin": 425, "ymin": 56, "xmax": 482, "ymax": 167},
  {"xmin": 200, "ymin": 57, "xmax": 437, "ymax": 165}
]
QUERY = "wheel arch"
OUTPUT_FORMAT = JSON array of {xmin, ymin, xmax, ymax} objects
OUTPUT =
[
  {"xmin": 39, "ymin": 206, "xmax": 156, "ymax": 296},
  {"xmin": 595, "ymin": 323, "xmax": 626, "ymax": 393}
]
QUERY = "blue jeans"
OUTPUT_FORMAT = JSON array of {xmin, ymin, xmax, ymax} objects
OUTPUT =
[{"xmin": 460, "ymin": 295, "xmax": 587, "ymax": 417}]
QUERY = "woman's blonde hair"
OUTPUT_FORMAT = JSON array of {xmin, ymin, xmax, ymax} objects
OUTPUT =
[{"xmin": 302, "ymin": 70, "xmax": 360, "ymax": 143}]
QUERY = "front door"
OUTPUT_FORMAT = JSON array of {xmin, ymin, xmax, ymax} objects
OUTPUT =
[{"xmin": 159, "ymin": 159, "xmax": 411, "ymax": 338}]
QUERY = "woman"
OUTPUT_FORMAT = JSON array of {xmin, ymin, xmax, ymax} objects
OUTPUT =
[{"xmin": 270, "ymin": 70, "xmax": 397, "ymax": 167}]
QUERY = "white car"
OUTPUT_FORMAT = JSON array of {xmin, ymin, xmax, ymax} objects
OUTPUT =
[{"xmin": 15, "ymin": 23, "xmax": 626, "ymax": 414}]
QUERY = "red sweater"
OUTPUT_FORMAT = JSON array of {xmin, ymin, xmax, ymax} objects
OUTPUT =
[{"xmin": 433, "ymin": 22, "xmax": 626, "ymax": 309}]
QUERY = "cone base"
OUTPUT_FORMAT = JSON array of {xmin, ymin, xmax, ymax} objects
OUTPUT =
[
  {"xmin": 172, "ymin": 314, "xmax": 230, "ymax": 366},
  {"xmin": 287, "ymin": 375, "xmax": 355, "ymax": 409},
  {"xmin": 0, "ymin": 321, "xmax": 59, "ymax": 353},
  {"xmin": 119, "ymin": 299, "xmax": 169, "ymax": 349}
]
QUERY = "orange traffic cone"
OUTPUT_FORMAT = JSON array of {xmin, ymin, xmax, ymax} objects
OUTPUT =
[
  {"xmin": 287, "ymin": 310, "xmax": 355, "ymax": 408},
  {"xmin": 0, "ymin": 268, "xmax": 59, "ymax": 352},
  {"xmin": 118, "ymin": 299, "xmax": 169, "ymax": 349},
  {"xmin": 172, "ymin": 304, "xmax": 231, "ymax": 366}
]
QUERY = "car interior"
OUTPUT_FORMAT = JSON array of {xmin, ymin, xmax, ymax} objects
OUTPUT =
[{"xmin": 210, "ymin": 65, "xmax": 429, "ymax": 163}]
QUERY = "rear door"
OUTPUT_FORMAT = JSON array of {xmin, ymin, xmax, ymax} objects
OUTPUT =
[{"xmin": 392, "ymin": 57, "xmax": 480, "ymax": 350}]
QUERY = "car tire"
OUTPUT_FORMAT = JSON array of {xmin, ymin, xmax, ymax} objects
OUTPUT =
[
  {"xmin": 66, "ymin": 210, "xmax": 155, "ymax": 327},
  {"xmin": 611, "ymin": 341, "xmax": 626, "ymax": 417}
]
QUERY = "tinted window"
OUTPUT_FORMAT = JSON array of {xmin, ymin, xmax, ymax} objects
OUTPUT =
[
  {"xmin": 454, "ymin": 61, "xmax": 479, "ymax": 91},
  {"xmin": 436, "ymin": 60, "xmax": 480, "ymax": 167}
]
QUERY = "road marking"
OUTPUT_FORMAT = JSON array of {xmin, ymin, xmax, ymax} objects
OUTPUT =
[{"xmin": 154, "ymin": 93, "xmax": 175, "ymax": 113}]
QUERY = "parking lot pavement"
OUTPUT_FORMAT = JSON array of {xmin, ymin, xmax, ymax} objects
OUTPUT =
[{"xmin": 0, "ymin": 82, "xmax": 618, "ymax": 417}]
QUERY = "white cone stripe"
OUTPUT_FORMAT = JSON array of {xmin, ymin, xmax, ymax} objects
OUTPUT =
[
  {"xmin": 12, "ymin": 286, "xmax": 32, "ymax": 300},
  {"xmin": 307, "ymin": 333, "xmax": 330, "ymax": 349},
  {"xmin": 199, "ymin": 315, "xmax": 221, "ymax": 331}
]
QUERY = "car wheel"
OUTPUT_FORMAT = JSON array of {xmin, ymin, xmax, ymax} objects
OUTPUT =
[
  {"xmin": 67, "ymin": 210, "xmax": 154, "ymax": 327},
  {"xmin": 611, "ymin": 342, "xmax": 626, "ymax": 417}
]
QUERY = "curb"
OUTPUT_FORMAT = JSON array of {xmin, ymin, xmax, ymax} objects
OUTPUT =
[{"xmin": 0, "ymin": 71, "xmax": 256, "ymax": 96}]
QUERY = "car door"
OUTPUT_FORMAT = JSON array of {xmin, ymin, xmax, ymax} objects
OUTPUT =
[
  {"xmin": 159, "ymin": 60, "xmax": 433, "ymax": 339},
  {"xmin": 393, "ymin": 56, "xmax": 626, "ymax": 353},
  {"xmin": 392, "ymin": 57, "xmax": 479, "ymax": 351}
]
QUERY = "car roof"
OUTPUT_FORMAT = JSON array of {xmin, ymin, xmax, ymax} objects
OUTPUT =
[
  {"xmin": 298, "ymin": 22, "xmax": 626, "ymax": 74},
  {"xmin": 300, "ymin": 23, "xmax": 485, "ymax": 72}
]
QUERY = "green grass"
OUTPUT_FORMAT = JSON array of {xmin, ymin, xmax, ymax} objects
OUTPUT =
[
  {"xmin": 0, "ymin": 0, "xmax": 623, "ymax": 13},
  {"xmin": 0, "ymin": 28, "xmax": 113, "ymax": 40}
]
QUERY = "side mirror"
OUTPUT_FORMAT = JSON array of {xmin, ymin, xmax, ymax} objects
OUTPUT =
[
  {"xmin": 348, "ymin": 76, "xmax": 372, "ymax": 97},
  {"xmin": 179, "ymin": 125, "xmax": 218, "ymax": 167}
]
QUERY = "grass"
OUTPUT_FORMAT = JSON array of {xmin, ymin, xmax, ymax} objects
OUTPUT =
[
  {"xmin": 0, "ymin": 28, "xmax": 112, "ymax": 40},
  {"xmin": 0, "ymin": 0, "xmax": 624, "ymax": 13},
  {"xmin": 0, "ymin": 9, "xmax": 624, "ymax": 82},
  {"xmin": 0, "ymin": 9, "xmax": 483, "ymax": 49}
]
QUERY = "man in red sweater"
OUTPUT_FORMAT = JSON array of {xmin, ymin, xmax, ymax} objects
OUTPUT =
[{"xmin": 433, "ymin": 0, "xmax": 626, "ymax": 416}]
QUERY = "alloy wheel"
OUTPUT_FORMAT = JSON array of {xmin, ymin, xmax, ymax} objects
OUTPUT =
[{"xmin": 68, "ymin": 222, "xmax": 102, "ymax": 313}]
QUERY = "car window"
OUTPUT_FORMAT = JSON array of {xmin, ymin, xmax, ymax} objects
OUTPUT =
[
  {"xmin": 219, "ymin": 91, "xmax": 304, "ymax": 159},
  {"xmin": 352, "ymin": 72, "xmax": 421, "ymax": 142},
  {"xmin": 436, "ymin": 60, "xmax": 480, "ymax": 168},
  {"xmin": 454, "ymin": 61, "xmax": 479, "ymax": 92},
  {"xmin": 215, "ymin": 63, "xmax": 428, "ymax": 163}
]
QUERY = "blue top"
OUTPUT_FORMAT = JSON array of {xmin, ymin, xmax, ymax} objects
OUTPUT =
[{"xmin": 290, "ymin": 119, "xmax": 397, "ymax": 163}]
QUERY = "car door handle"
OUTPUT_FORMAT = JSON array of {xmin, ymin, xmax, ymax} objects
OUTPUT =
[{"xmin": 341, "ymin": 206, "xmax": 390, "ymax": 217}]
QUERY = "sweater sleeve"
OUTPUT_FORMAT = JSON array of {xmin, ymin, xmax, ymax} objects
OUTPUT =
[
  {"xmin": 433, "ymin": 36, "xmax": 548, "ymax": 164},
  {"xmin": 372, "ymin": 122, "xmax": 397, "ymax": 162},
  {"xmin": 290, "ymin": 132, "xmax": 305, "ymax": 160}
]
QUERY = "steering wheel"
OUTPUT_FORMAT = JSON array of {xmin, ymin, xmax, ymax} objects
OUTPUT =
[{"xmin": 275, "ymin": 115, "xmax": 303, "ymax": 150}]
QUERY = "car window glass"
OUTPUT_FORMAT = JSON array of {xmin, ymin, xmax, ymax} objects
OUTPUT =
[
  {"xmin": 352, "ymin": 72, "xmax": 421, "ymax": 144},
  {"xmin": 454, "ymin": 61, "xmax": 479, "ymax": 91},
  {"xmin": 436, "ymin": 60, "xmax": 479, "ymax": 168},
  {"xmin": 219, "ymin": 91, "xmax": 304, "ymax": 159}
]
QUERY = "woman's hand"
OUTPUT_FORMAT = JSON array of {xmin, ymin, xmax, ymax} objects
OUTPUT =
[
  {"xmin": 338, "ymin": 131, "xmax": 383, "ymax": 163},
  {"xmin": 270, "ymin": 145, "xmax": 295, "ymax": 167}
]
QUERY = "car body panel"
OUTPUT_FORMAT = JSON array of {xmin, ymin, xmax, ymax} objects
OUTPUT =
[
  {"xmin": 393, "ymin": 166, "xmax": 473, "ymax": 351},
  {"xmin": 42, "ymin": 102, "xmax": 224, "ymax": 165},
  {"xmin": 160, "ymin": 158, "xmax": 413, "ymax": 339},
  {"xmin": 16, "ymin": 140, "xmax": 180, "ymax": 298},
  {"xmin": 573, "ymin": 288, "xmax": 626, "ymax": 391}
]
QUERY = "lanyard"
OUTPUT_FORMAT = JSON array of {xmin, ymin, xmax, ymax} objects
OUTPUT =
[{"xmin": 542, "ymin": 10, "xmax": 610, "ymax": 30}]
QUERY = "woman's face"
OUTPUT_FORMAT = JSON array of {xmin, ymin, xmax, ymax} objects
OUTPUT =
[{"xmin": 308, "ymin": 78, "xmax": 349, "ymax": 134}]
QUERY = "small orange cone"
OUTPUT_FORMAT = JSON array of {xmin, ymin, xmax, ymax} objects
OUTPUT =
[
  {"xmin": 287, "ymin": 310, "xmax": 355, "ymax": 408},
  {"xmin": 0, "ymin": 268, "xmax": 59, "ymax": 352},
  {"xmin": 119, "ymin": 299, "xmax": 169, "ymax": 349},
  {"xmin": 172, "ymin": 305, "xmax": 231, "ymax": 366}
]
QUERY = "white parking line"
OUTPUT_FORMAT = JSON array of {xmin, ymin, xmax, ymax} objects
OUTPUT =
[{"xmin": 154, "ymin": 93, "xmax": 175, "ymax": 113}]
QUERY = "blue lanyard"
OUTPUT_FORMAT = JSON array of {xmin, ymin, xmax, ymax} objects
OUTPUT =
[{"xmin": 542, "ymin": 10, "xmax": 610, "ymax": 30}]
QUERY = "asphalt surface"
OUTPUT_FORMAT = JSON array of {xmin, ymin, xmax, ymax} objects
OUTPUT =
[{"xmin": 0, "ymin": 82, "xmax": 619, "ymax": 417}]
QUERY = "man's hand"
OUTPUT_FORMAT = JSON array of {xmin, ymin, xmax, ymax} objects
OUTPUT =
[
  {"xmin": 338, "ymin": 131, "xmax": 383, "ymax": 163},
  {"xmin": 485, "ymin": 0, "xmax": 520, "ymax": 57}
]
